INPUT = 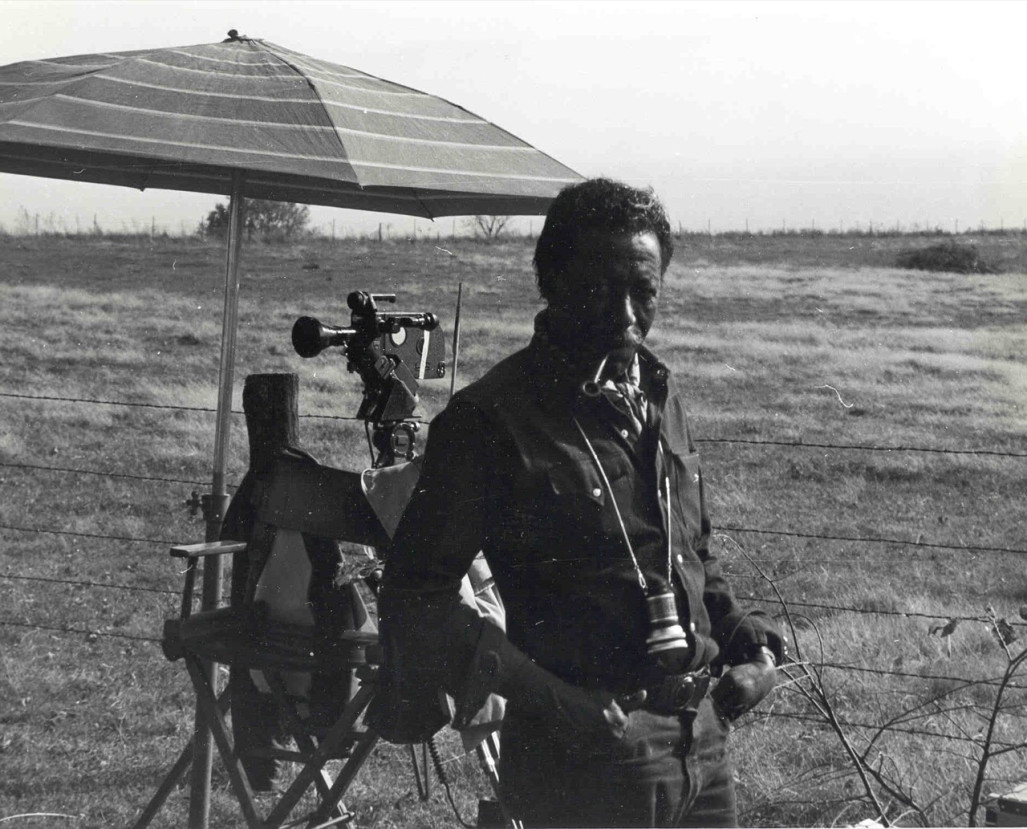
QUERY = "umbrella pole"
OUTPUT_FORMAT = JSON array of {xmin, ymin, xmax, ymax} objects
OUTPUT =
[{"xmin": 189, "ymin": 170, "xmax": 245, "ymax": 828}]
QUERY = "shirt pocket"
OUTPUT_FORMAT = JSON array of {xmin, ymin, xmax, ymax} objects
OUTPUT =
[
  {"xmin": 492, "ymin": 460, "xmax": 605, "ymax": 566},
  {"xmin": 546, "ymin": 458, "xmax": 606, "ymax": 506},
  {"xmin": 662, "ymin": 436, "xmax": 704, "ymax": 539}
]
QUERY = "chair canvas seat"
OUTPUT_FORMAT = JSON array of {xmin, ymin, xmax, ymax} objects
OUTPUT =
[{"xmin": 166, "ymin": 605, "xmax": 379, "ymax": 673}]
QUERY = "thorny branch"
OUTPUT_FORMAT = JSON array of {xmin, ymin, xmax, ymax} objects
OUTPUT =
[
  {"xmin": 719, "ymin": 532, "xmax": 1027, "ymax": 827},
  {"xmin": 967, "ymin": 609, "xmax": 1027, "ymax": 826},
  {"xmin": 718, "ymin": 533, "xmax": 893, "ymax": 826}
]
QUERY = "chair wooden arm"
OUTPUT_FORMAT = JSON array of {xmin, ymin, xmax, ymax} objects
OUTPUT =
[
  {"xmin": 170, "ymin": 540, "xmax": 248, "ymax": 559},
  {"xmin": 171, "ymin": 540, "xmax": 248, "ymax": 621}
]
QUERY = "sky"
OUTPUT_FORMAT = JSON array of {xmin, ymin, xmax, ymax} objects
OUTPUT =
[{"xmin": 1, "ymin": 0, "xmax": 1025, "ymax": 236}]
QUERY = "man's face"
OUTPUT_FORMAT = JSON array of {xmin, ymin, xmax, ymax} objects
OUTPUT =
[{"xmin": 548, "ymin": 230, "xmax": 663, "ymax": 376}]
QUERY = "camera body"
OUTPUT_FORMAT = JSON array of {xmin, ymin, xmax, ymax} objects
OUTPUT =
[{"xmin": 293, "ymin": 291, "xmax": 446, "ymax": 464}]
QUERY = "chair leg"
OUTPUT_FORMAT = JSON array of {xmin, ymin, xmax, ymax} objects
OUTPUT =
[
  {"xmin": 307, "ymin": 726, "xmax": 380, "ymax": 827},
  {"xmin": 131, "ymin": 688, "xmax": 232, "ymax": 829},
  {"xmin": 261, "ymin": 671, "xmax": 340, "ymax": 810},
  {"xmin": 263, "ymin": 681, "xmax": 376, "ymax": 828},
  {"xmin": 185, "ymin": 655, "xmax": 263, "ymax": 828}
]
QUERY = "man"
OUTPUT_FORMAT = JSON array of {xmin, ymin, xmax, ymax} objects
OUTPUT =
[{"xmin": 371, "ymin": 178, "xmax": 784, "ymax": 828}]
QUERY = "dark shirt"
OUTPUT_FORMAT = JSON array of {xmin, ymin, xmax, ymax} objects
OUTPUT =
[{"xmin": 381, "ymin": 312, "xmax": 781, "ymax": 698}]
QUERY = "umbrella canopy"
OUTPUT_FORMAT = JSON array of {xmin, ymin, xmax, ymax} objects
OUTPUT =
[
  {"xmin": 0, "ymin": 32, "xmax": 583, "ymax": 518},
  {"xmin": 0, "ymin": 35, "xmax": 584, "ymax": 826},
  {"xmin": 0, "ymin": 31, "xmax": 581, "ymax": 215}
]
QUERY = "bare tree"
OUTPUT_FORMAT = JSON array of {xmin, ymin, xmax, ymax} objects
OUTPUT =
[{"xmin": 468, "ymin": 214, "xmax": 511, "ymax": 242}]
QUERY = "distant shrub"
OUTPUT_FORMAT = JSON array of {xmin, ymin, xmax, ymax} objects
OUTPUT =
[
  {"xmin": 200, "ymin": 199, "xmax": 310, "ymax": 242},
  {"xmin": 895, "ymin": 240, "xmax": 999, "ymax": 274}
]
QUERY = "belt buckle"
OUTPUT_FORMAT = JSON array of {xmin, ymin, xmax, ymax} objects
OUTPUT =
[{"xmin": 672, "ymin": 675, "xmax": 697, "ymax": 711}]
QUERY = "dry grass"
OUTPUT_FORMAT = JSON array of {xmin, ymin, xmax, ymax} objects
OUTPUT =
[{"xmin": 0, "ymin": 232, "xmax": 1024, "ymax": 827}]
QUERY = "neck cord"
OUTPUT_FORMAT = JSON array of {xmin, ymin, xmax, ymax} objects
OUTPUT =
[
  {"xmin": 572, "ymin": 417, "xmax": 674, "ymax": 594},
  {"xmin": 658, "ymin": 443, "xmax": 674, "ymax": 586}
]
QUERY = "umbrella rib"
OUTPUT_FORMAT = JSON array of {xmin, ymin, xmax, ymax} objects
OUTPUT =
[{"xmin": 254, "ymin": 44, "xmax": 356, "ymax": 182}]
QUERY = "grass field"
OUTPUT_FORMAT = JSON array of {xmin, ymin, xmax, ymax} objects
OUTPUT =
[{"xmin": 0, "ymin": 230, "xmax": 1025, "ymax": 827}]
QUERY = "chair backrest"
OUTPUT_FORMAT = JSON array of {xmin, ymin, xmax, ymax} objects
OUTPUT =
[
  {"xmin": 221, "ymin": 447, "xmax": 389, "ymax": 702},
  {"xmin": 224, "ymin": 447, "xmax": 507, "ymax": 737}
]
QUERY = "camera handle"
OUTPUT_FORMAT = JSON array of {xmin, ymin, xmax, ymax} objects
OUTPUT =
[{"xmin": 370, "ymin": 419, "xmax": 421, "ymax": 469}]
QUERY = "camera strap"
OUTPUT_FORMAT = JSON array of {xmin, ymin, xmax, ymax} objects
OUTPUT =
[{"xmin": 572, "ymin": 417, "xmax": 673, "ymax": 594}]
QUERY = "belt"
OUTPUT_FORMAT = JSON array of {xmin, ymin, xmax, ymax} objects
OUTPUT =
[{"xmin": 643, "ymin": 667, "xmax": 712, "ymax": 715}]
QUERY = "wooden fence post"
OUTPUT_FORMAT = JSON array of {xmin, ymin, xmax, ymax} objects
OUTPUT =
[
  {"xmin": 229, "ymin": 373, "xmax": 299, "ymax": 790},
  {"xmin": 187, "ymin": 373, "xmax": 300, "ymax": 822}
]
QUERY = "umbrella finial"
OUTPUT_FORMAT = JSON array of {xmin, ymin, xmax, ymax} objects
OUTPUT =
[{"xmin": 223, "ymin": 29, "xmax": 248, "ymax": 43}]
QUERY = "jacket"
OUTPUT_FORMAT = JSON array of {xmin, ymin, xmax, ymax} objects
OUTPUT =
[{"xmin": 381, "ymin": 315, "xmax": 782, "ymax": 700}]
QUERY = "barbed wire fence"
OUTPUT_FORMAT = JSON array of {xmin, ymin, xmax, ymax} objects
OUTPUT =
[
  {"xmin": 2, "ymin": 388, "xmax": 1024, "ymax": 649},
  {"xmin": 1, "ymin": 388, "xmax": 1024, "ymax": 824}
]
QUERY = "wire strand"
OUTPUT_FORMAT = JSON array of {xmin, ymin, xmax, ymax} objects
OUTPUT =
[
  {"xmin": 698, "ymin": 436, "xmax": 1027, "ymax": 458},
  {"xmin": 768, "ymin": 710, "xmax": 1025, "ymax": 749},
  {"xmin": 0, "ymin": 390, "xmax": 402, "ymax": 423},
  {"xmin": 0, "ymin": 618, "xmax": 161, "ymax": 643},
  {"xmin": 741, "ymin": 595, "xmax": 1027, "ymax": 627},
  {"xmin": 0, "ymin": 522, "xmax": 172, "ymax": 546},
  {"xmin": 719, "ymin": 524, "xmax": 1027, "ymax": 556},
  {"xmin": 0, "ymin": 459, "xmax": 210, "ymax": 487},
  {"xmin": 2, "ymin": 391, "xmax": 1021, "ymax": 455},
  {"xmin": 0, "ymin": 572, "xmax": 178, "ymax": 596}
]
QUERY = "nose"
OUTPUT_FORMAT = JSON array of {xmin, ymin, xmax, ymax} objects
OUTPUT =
[{"xmin": 616, "ymin": 292, "xmax": 638, "ymax": 329}]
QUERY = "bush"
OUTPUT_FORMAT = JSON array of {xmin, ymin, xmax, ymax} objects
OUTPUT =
[
  {"xmin": 895, "ymin": 240, "xmax": 999, "ymax": 274},
  {"xmin": 200, "ymin": 199, "xmax": 310, "ymax": 242}
]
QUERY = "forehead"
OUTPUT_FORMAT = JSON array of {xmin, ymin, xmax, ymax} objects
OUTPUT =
[{"xmin": 572, "ymin": 230, "xmax": 663, "ymax": 275}]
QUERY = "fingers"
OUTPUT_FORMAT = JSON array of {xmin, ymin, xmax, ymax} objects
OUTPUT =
[
  {"xmin": 713, "ymin": 661, "xmax": 778, "ymax": 720},
  {"xmin": 603, "ymin": 697, "xmax": 629, "ymax": 728},
  {"xmin": 616, "ymin": 689, "xmax": 648, "ymax": 713}
]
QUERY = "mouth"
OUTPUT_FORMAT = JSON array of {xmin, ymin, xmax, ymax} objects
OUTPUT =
[{"xmin": 607, "ymin": 328, "xmax": 644, "ymax": 351}]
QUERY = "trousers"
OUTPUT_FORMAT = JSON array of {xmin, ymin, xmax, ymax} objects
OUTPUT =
[{"xmin": 499, "ymin": 695, "xmax": 736, "ymax": 828}]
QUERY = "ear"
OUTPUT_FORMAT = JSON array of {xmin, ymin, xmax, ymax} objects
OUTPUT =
[{"xmin": 544, "ymin": 270, "xmax": 574, "ymax": 311}]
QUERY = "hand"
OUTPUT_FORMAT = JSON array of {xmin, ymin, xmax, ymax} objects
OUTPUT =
[
  {"xmin": 543, "ymin": 681, "xmax": 634, "ymax": 741},
  {"xmin": 711, "ymin": 649, "xmax": 777, "ymax": 722}
]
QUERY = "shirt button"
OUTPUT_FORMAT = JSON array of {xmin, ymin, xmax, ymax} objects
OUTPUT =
[
  {"xmin": 620, "ymin": 429, "xmax": 629, "ymax": 439},
  {"xmin": 689, "ymin": 622, "xmax": 696, "ymax": 632},
  {"xmin": 676, "ymin": 554, "xmax": 684, "ymax": 564},
  {"xmin": 592, "ymin": 487, "xmax": 602, "ymax": 498}
]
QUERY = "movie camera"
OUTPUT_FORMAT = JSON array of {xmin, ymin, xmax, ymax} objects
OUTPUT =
[{"xmin": 292, "ymin": 291, "xmax": 446, "ymax": 466}]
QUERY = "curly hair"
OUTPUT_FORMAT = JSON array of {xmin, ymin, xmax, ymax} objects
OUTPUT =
[{"xmin": 533, "ymin": 177, "xmax": 674, "ymax": 301}]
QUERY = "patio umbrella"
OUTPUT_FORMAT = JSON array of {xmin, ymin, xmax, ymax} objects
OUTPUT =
[
  {"xmin": 0, "ymin": 29, "xmax": 581, "ymax": 539},
  {"xmin": 0, "ymin": 30, "xmax": 582, "ymax": 826}
]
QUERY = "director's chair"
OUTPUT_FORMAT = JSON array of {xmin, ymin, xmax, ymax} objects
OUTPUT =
[{"xmin": 134, "ymin": 449, "xmax": 513, "ymax": 829}]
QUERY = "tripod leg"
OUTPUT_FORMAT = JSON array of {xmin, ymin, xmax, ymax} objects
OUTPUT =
[
  {"xmin": 475, "ymin": 732, "xmax": 523, "ymax": 829},
  {"xmin": 408, "ymin": 743, "xmax": 431, "ymax": 801}
]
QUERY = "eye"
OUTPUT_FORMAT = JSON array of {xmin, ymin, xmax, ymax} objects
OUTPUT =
[{"xmin": 633, "ymin": 283, "xmax": 659, "ymax": 303}]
